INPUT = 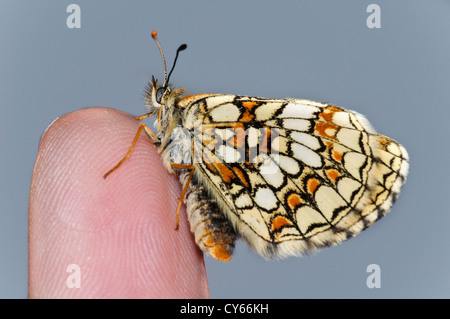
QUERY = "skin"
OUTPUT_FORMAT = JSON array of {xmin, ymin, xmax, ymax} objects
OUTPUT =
[{"xmin": 29, "ymin": 107, "xmax": 209, "ymax": 298}]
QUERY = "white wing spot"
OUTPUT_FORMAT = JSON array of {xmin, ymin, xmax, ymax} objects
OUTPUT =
[
  {"xmin": 295, "ymin": 206, "xmax": 328, "ymax": 234},
  {"xmin": 279, "ymin": 103, "xmax": 319, "ymax": 119},
  {"xmin": 337, "ymin": 177, "xmax": 361, "ymax": 202},
  {"xmin": 260, "ymin": 157, "xmax": 284, "ymax": 188},
  {"xmin": 331, "ymin": 111, "xmax": 354, "ymax": 129},
  {"xmin": 254, "ymin": 102, "xmax": 282, "ymax": 121},
  {"xmin": 290, "ymin": 132, "xmax": 321, "ymax": 150},
  {"xmin": 216, "ymin": 145, "xmax": 241, "ymax": 163},
  {"xmin": 336, "ymin": 128, "xmax": 362, "ymax": 153},
  {"xmin": 343, "ymin": 151, "xmax": 367, "ymax": 180},
  {"xmin": 247, "ymin": 127, "xmax": 260, "ymax": 148},
  {"xmin": 291, "ymin": 142, "xmax": 323, "ymax": 168},
  {"xmin": 283, "ymin": 119, "xmax": 311, "ymax": 132},
  {"xmin": 209, "ymin": 103, "xmax": 240, "ymax": 122},
  {"xmin": 273, "ymin": 154, "xmax": 301, "ymax": 175},
  {"xmin": 315, "ymin": 185, "xmax": 347, "ymax": 221},
  {"xmin": 235, "ymin": 193, "xmax": 253, "ymax": 208},
  {"xmin": 254, "ymin": 187, "xmax": 278, "ymax": 211}
]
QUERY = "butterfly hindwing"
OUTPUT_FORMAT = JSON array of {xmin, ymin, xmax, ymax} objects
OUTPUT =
[{"xmin": 178, "ymin": 95, "xmax": 408, "ymax": 258}]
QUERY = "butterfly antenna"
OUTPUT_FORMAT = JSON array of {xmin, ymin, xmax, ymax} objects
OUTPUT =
[
  {"xmin": 166, "ymin": 43, "xmax": 187, "ymax": 87},
  {"xmin": 151, "ymin": 30, "xmax": 167, "ymax": 86}
]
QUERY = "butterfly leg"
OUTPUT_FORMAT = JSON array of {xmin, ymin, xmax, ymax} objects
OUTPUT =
[
  {"xmin": 103, "ymin": 121, "xmax": 157, "ymax": 179},
  {"xmin": 136, "ymin": 113, "xmax": 151, "ymax": 121},
  {"xmin": 171, "ymin": 163, "xmax": 195, "ymax": 230}
]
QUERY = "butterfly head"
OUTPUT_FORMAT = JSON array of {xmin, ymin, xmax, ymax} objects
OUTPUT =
[
  {"xmin": 146, "ymin": 75, "xmax": 171, "ymax": 111},
  {"xmin": 145, "ymin": 31, "xmax": 187, "ymax": 130}
]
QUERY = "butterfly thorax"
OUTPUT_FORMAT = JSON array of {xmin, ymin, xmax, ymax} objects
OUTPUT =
[{"xmin": 145, "ymin": 78, "xmax": 191, "ymax": 171}]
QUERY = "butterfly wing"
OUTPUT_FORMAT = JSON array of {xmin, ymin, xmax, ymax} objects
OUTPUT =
[{"xmin": 179, "ymin": 95, "xmax": 409, "ymax": 259}]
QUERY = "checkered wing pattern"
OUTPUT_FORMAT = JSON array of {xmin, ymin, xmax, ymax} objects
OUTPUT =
[{"xmin": 179, "ymin": 94, "xmax": 409, "ymax": 258}]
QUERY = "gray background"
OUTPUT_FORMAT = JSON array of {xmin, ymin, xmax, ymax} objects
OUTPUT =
[{"xmin": 1, "ymin": 0, "xmax": 449, "ymax": 298}]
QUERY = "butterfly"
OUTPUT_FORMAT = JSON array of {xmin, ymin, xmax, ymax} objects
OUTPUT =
[{"xmin": 104, "ymin": 31, "xmax": 409, "ymax": 261}]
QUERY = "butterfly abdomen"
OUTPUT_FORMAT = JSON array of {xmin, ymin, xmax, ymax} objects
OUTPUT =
[{"xmin": 179, "ymin": 170, "xmax": 237, "ymax": 261}]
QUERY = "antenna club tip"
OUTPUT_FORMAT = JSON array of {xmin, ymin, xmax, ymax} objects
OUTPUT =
[{"xmin": 151, "ymin": 30, "xmax": 157, "ymax": 39}]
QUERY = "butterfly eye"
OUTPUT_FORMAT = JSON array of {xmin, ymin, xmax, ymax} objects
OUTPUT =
[{"xmin": 156, "ymin": 87, "xmax": 165, "ymax": 103}]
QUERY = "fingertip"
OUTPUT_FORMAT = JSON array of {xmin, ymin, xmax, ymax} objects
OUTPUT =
[{"xmin": 29, "ymin": 107, "xmax": 209, "ymax": 298}]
